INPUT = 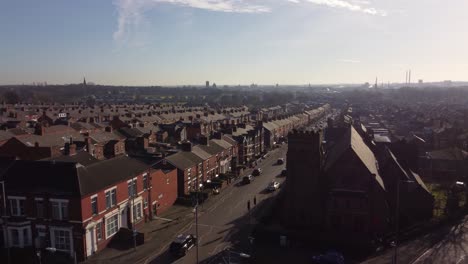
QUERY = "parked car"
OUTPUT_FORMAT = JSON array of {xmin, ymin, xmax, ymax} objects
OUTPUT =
[
  {"xmin": 242, "ymin": 175, "xmax": 254, "ymax": 184},
  {"xmin": 252, "ymin": 168, "xmax": 262, "ymax": 176},
  {"xmin": 169, "ymin": 234, "xmax": 197, "ymax": 257},
  {"xmin": 267, "ymin": 181, "xmax": 280, "ymax": 191},
  {"xmin": 262, "ymin": 154, "xmax": 268, "ymax": 159},
  {"xmin": 212, "ymin": 187, "xmax": 220, "ymax": 195},
  {"xmin": 280, "ymin": 169, "xmax": 287, "ymax": 177},
  {"xmin": 311, "ymin": 250, "xmax": 344, "ymax": 264},
  {"xmin": 277, "ymin": 158, "xmax": 285, "ymax": 165}
]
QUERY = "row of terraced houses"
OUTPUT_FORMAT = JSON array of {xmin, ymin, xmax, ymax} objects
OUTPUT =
[{"xmin": 0, "ymin": 103, "xmax": 330, "ymax": 262}]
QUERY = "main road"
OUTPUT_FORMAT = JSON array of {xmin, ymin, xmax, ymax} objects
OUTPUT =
[{"xmin": 147, "ymin": 144, "xmax": 288, "ymax": 264}]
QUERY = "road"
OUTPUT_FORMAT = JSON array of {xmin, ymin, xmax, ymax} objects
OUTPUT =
[
  {"xmin": 147, "ymin": 145, "xmax": 288, "ymax": 264},
  {"xmin": 363, "ymin": 216, "xmax": 468, "ymax": 264}
]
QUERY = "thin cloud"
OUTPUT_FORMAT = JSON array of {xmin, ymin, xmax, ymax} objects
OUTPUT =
[
  {"xmin": 296, "ymin": 0, "xmax": 387, "ymax": 16},
  {"xmin": 113, "ymin": 0, "xmax": 270, "ymax": 42},
  {"xmin": 113, "ymin": 0, "xmax": 387, "ymax": 45}
]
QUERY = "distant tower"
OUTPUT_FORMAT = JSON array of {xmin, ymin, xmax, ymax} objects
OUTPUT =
[
  {"xmin": 409, "ymin": 70, "xmax": 412, "ymax": 84},
  {"xmin": 83, "ymin": 77, "xmax": 87, "ymax": 86},
  {"xmin": 282, "ymin": 130, "xmax": 324, "ymax": 229},
  {"xmin": 374, "ymin": 77, "xmax": 378, "ymax": 89},
  {"xmin": 206, "ymin": 81, "xmax": 210, "ymax": 88},
  {"xmin": 405, "ymin": 71, "xmax": 408, "ymax": 84}
]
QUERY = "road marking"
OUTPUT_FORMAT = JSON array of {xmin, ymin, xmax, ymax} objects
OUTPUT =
[
  {"xmin": 153, "ymin": 216, "xmax": 174, "ymax": 222},
  {"xmin": 411, "ymin": 247, "xmax": 433, "ymax": 263},
  {"xmin": 457, "ymin": 255, "xmax": 467, "ymax": 264}
]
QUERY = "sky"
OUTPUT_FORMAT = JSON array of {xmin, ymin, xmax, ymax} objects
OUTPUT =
[{"xmin": 1, "ymin": 0, "xmax": 468, "ymax": 86}]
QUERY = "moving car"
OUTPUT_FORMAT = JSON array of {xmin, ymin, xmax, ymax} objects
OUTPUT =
[
  {"xmin": 242, "ymin": 175, "xmax": 254, "ymax": 184},
  {"xmin": 169, "ymin": 234, "xmax": 197, "ymax": 257},
  {"xmin": 277, "ymin": 158, "xmax": 285, "ymax": 165},
  {"xmin": 267, "ymin": 181, "xmax": 280, "ymax": 191},
  {"xmin": 252, "ymin": 168, "xmax": 262, "ymax": 176}
]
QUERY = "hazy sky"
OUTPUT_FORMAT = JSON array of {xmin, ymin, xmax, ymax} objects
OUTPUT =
[{"xmin": 1, "ymin": 0, "xmax": 467, "ymax": 85}]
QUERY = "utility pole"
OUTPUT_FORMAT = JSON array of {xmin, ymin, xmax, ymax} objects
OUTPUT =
[
  {"xmin": 393, "ymin": 176, "xmax": 401, "ymax": 264},
  {"xmin": 132, "ymin": 177, "xmax": 137, "ymax": 251}
]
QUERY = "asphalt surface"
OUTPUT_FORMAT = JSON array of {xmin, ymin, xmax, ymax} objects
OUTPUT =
[
  {"xmin": 362, "ymin": 217, "xmax": 468, "ymax": 264},
  {"xmin": 148, "ymin": 144, "xmax": 288, "ymax": 264}
]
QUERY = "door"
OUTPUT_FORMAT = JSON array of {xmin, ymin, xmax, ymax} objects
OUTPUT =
[
  {"xmin": 85, "ymin": 228, "xmax": 95, "ymax": 257},
  {"xmin": 121, "ymin": 208, "xmax": 128, "ymax": 229}
]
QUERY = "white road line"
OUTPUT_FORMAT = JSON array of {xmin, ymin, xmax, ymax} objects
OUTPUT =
[
  {"xmin": 411, "ymin": 248, "xmax": 433, "ymax": 263},
  {"xmin": 153, "ymin": 216, "xmax": 174, "ymax": 222}
]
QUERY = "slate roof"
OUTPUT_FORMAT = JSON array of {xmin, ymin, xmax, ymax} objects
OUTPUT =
[
  {"xmin": 165, "ymin": 151, "xmax": 203, "ymax": 170},
  {"xmin": 192, "ymin": 146, "xmax": 212, "ymax": 160},
  {"xmin": 210, "ymin": 139, "xmax": 232, "ymax": 150},
  {"xmin": 77, "ymin": 155, "xmax": 149, "ymax": 196},
  {"xmin": 17, "ymin": 133, "xmax": 84, "ymax": 148},
  {"xmin": 196, "ymin": 141, "xmax": 224, "ymax": 156},
  {"xmin": 0, "ymin": 130, "xmax": 14, "ymax": 142},
  {"xmin": 89, "ymin": 131, "xmax": 125, "ymax": 143},
  {"xmin": 44, "ymin": 151, "xmax": 99, "ymax": 166},
  {"xmin": 325, "ymin": 126, "xmax": 385, "ymax": 190},
  {"xmin": 3, "ymin": 160, "xmax": 82, "ymax": 196},
  {"xmin": 118, "ymin": 127, "xmax": 144, "ymax": 139}
]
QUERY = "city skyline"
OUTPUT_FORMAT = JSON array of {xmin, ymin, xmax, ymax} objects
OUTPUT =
[{"xmin": 1, "ymin": 0, "xmax": 468, "ymax": 85}]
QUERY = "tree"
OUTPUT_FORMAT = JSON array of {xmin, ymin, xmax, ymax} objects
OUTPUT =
[{"xmin": 3, "ymin": 90, "xmax": 20, "ymax": 104}]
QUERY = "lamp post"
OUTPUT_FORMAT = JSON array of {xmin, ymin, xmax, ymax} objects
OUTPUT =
[
  {"xmin": 195, "ymin": 182, "xmax": 203, "ymax": 264},
  {"xmin": 132, "ymin": 177, "xmax": 137, "ymax": 251}
]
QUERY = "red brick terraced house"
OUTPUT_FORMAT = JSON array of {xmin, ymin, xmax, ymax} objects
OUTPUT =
[{"xmin": 0, "ymin": 155, "xmax": 177, "ymax": 262}]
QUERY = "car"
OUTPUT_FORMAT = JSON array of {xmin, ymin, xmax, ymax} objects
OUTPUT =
[
  {"xmin": 267, "ymin": 181, "xmax": 280, "ymax": 191},
  {"xmin": 212, "ymin": 187, "xmax": 220, "ymax": 195},
  {"xmin": 311, "ymin": 250, "xmax": 344, "ymax": 264},
  {"xmin": 242, "ymin": 175, "xmax": 253, "ymax": 184},
  {"xmin": 169, "ymin": 234, "xmax": 197, "ymax": 257},
  {"xmin": 252, "ymin": 168, "xmax": 262, "ymax": 176},
  {"xmin": 280, "ymin": 169, "xmax": 287, "ymax": 177},
  {"xmin": 277, "ymin": 158, "xmax": 285, "ymax": 165},
  {"xmin": 262, "ymin": 154, "xmax": 268, "ymax": 159}
]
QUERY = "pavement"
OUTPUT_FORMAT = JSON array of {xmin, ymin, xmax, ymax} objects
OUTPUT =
[
  {"xmin": 84, "ymin": 144, "xmax": 287, "ymax": 264},
  {"xmin": 363, "ymin": 216, "xmax": 468, "ymax": 264}
]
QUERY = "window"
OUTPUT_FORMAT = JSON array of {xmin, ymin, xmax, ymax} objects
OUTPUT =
[
  {"xmin": 9, "ymin": 198, "xmax": 25, "ymax": 216},
  {"xmin": 105, "ymin": 188, "xmax": 117, "ymax": 209},
  {"xmin": 51, "ymin": 200, "xmax": 68, "ymax": 220},
  {"xmin": 133, "ymin": 202, "xmax": 143, "ymax": 221},
  {"xmin": 37, "ymin": 226, "xmax": 47, "ymax": 238},
  {"xmin": 9, "ymin": 227, "xmax": 31, "ymax": 248},
  {"xmin": 96, "ymin": 222, "xmax": 102, "ymax": 241},
  {"xmin": 36, "ymin": 200, "xmax": 45, "ymax": 218},
  {"xmin": 106, "ymin": 214, "xmax": 119, "ymax": 238},
  {"xmin": 91, "ymin": 196, "xmax": 98, "ymax": 215},
  {"xmin": 127, "ymin": 180, "xmax": 137, "ymax": 197},
  {"xmin": 143, "ymin": 174, "xmax": 149, "ymax": 190},
  {"xmin": 53, "ymin": 229, "xmax": 71, "ymax": 251}
]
